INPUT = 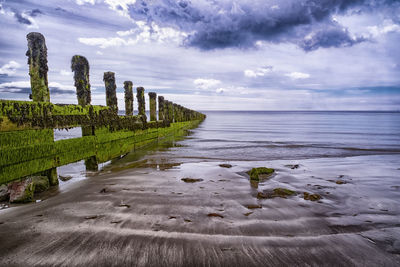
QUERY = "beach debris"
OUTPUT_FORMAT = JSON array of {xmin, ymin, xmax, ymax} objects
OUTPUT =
[
  {"xmin": 336, "ymin": 180, "xmax": 346, "ymax": 185},
  {"xmin": 247, "ymin": 167, "xmax": 275, "ymax": 181},
  {"xmin": 285, "ymin": 164, "xmax": 300, "ymax": 169},
  {"xmin": 244, "ymin": 212, "xmax": 253, "ymax": 216},
  {"xmin": 246, "ymin": 204, "xmax": 262, "ymax": 209},
  {"xmin": 85, "ymin": 215, "xmax": 99, "ymax": 220},
  {"xmin": 110, "ymin": 220, "xmax": 122, "ymax": 224},
  {"xmin": 207, "ymin": 213, "xmax": 224, "ymax": 218},
  {"xmin": 184, "ymin": 219, "xmax": 192, "ymax": 222},
  {"xmin": 169, "ymin": 216, "xmax": 177, "ymax": 219},
  {"xmin": 219, "ymin": 164, "xmax": 232, "ymax": 168},
  {"xmin": 118, "ymin": 203, "xmax": 130, "ymax": 208},
  {"xmin": 303, "ymin": 192, "xmax": 322, "ymax": 201},
  {"xmin": 181, "ymin": 178, "xmax": 203, "ymax": 183},
  {"xmin": 59, "ymin": 175, "xmax": 72, "ymax": 182}
]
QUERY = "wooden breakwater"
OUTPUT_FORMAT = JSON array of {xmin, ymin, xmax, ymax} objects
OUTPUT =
[{"xmin": 0, "ymin": 32, "xmax": 205, "ymax": 203}]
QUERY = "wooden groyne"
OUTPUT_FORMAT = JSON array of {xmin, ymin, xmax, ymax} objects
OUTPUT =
[{"xmin": 0, "ymin": 32, "xmax": 205, "ymax": 203}]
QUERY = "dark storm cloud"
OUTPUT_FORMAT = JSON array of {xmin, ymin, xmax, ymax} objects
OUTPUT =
[{"xmin": 127, "ymin": 0, "xmax": 398, "ymax": 51}]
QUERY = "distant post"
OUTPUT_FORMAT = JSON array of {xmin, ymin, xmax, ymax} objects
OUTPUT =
[
  {"xmin": 137, "ymin": 87, "xmax": 146, "ymax": 117},
  {"xmin": 103, "ymin": 72, "xmax": 118, "ymax": 113},
  {"xmin": 71, "ymin": 55, "xmax": 91, "ymax": 106},
  {"xmin": 26, "ymin": 32, "xmax": 50, "ymax": 102},
  {"xmin": 149, "ymin": 92, "xmax": 157, "ymax": 121},
  {"xmin": 158, "ymin": 96, "xmax": 164, "ymax": 121},
  {"xmin": 124, "ymin": 81, "xmax": 133, "ymax": 116}
]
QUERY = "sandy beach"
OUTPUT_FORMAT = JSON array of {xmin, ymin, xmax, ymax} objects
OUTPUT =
[{"xmin": 1, "ymin": 152, "xmax": 399, "ymax": 266}]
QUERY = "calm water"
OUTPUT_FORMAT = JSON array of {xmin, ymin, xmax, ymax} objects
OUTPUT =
[{"xmin": 174, "ymin": 111, "xmax": 400, "ymax": 161}]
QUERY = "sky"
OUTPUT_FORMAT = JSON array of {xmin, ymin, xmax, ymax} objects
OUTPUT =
[{"xmin": 1, "ymin": 0, "xmax": 400, "ymax": 111}]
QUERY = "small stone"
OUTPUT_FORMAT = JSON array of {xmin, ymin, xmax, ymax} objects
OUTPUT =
[
  {"xmin": 303, "ymin": 192, "xmax": 322, "ymax": 201},
  {"xmin": 59, "ymin": 175, "xmax": 72, "ymax": 182},
  {"xmin": 181, "ymin": 178, "xmax": 203, "ymax": 183},
  {"xmin": 244, "ymin": 212, "xmax": 253, "ymax": 216},
  {"xmin": 207, "ymin": 213, "xmax": 224, "ymax": 218},
  {"xmin": 219, "ymin": 164, "xmax": 232, "ymax": 168},
  {"xmin": 246, "ymin": 204, "xmax": 262, "ymax": 209},
  {"xmin": 336, "ymin": 180, "xmax": 346, "ymax": 185}
]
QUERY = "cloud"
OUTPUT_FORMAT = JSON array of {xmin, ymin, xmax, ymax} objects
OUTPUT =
[
  {"xmin": 0, "ymin": 61, "xmax": 20, "ymax": 76},
  {"xmin": 367, "ymin": 20, "xmax": 400, "ymax": 37},
  {"xmin": 0, "ymin": 81, "xmax": 75, "ymax": 95},
  {"xmin": 299, "ymin": 24, "xmax": 366, "ymax": 51},
  {"xmin": 193, "ymin": 78, "xmax": 221, "ymax": 90},
  {"xmin": 285, "ymin": 72, "xmax": 310, "ymax": 79},
  {"xmin": 123, "ymin": 0, "xmax": 395, "ymax": 51},
  {"xmin": 60, "ymin": 70, "xmax": 73, "ymax": 76},
  {"xmin": 76, "ymin": 0, "xmax": 96, "ymax": 5},
  {"xmin": 79, "ymin": 20, "xmax": 186, "ymax": 48},
  {"xmin": 244, "ymin": 66, "xmax": 273, "ymax": 78}
]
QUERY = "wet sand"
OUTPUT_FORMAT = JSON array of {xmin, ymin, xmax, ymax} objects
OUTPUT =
[{"xmin": 0, "ymin": 154, "xmax": 400, "ymax": 266}]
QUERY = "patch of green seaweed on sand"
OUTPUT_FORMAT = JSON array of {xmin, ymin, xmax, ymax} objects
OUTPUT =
[{"xmin": 247, "ymin": 167, "xmax": 275, "ymax": 181}]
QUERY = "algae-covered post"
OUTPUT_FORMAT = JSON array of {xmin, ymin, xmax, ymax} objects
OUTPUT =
[
  {"xmin": 124, "ymin": 81, "xmax": 134, "ymax": 116},
  {"xmin": 158, "ymin": 96, "xmax": 165, "ymax": 121},
  {"xmin": 103, "ymin": 72, "xmax": 118, "ymax": 113},
  {"xmin": 164, "ymin": 100, "xmax": 170, "ymax": 122},
  {"xmin": 149, "ymin": 92, "xmax": 157, "ymax": 121},
  {"xmin": 26, "ymin": 32, "xmax": 50, "ymax": 102},
  {"xmin": 137, "ymin": 87, "xmax": 146, "ymax": 117},
  {"xmin": 71, "ymin": 55, "xmax": 91, "ymax": 107},
  {"xmin": 168, "ymin": 101, "xmax": 174, "ymax": 123}
]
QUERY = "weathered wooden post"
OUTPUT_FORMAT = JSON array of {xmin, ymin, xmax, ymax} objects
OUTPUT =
[
  {"xmin": 103, "ymin": 72, "xmax": 118, "ymax": 113},
  {"xmin": 137, "ymin": 87, "xmax": 146, "ymax": 117},
  {"xmin": 149, "ymin": 92, "xmax": 157, "ymax": 121},
  {"xmin": 158, "ymin": 96, "xmax": 165, "ymax": 121},
  {"xmin": 71, "ymin": 55, "xmax": 91, "ymax": 106},
  {"xmin": 26, "ymin": 32, "xmax": 50, "ymax": 102},
  {"xmin": 168, "ymin": 101, "xmax": 174, "ymax": 123},
  {"xmin": 124, "ymin": 81, "xmax": 133, "ymax": 116}
]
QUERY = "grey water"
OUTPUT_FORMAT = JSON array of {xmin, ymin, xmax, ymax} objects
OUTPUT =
[{"xmin": 175, "ymin": 111, "xmax": 400, "ymax": 161}]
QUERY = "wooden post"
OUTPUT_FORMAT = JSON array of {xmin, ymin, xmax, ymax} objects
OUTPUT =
[
  {"xmin": 149, "ymin": 92, "xmax": 157, "ymax": 121},
  {"xmin": 158, "ymin": 96, "xmax": 164, "ymax": 121},
  {"xmin": 26, "ymin": 32, "xmax": 50, "ymax": 102},
  {"xmin": 103, "ymin": 72, "xmax": 118, "ymax": 113},
  {"xmin": 124, "ymin": 81, "xmax": 133, "ymax": 116},
  {"xmin": 71, "ymin": 55, "xmax": 91, "ymax": 107},
  {"xmin": 137, "ymin": 87, "xmax": 146, "ymax": 117}
]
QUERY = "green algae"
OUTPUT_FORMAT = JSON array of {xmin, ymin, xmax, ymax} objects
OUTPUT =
[{"xmin": 247, "ymin": 167, "xmax": 275, "ymax": 181}]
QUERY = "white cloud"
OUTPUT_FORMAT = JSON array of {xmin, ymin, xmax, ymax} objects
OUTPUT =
[
  {"xmin": 285, "ymin": 72, "xmax": 310, "ymax": 79},
  {"xmin": 367, "ymin": 20, "xmax": 400, "ymax": 37},
  {"xmin": 216, "ymin": 88, "xmax": 227, "ymax": 94},
  {"xmin": 0, "ymin": 81, "xmax": 30, "ymax": 92},
  {"xmin": 60, "ymin": 70, "xmax": 73, "ymax": 76},
  {"xmin": 79, "ymin": 21, "xmax": 186, "ymax": 48},
  {"xmin": 48, "ymin": 82, "xmax": 75, "ymax": 92},
  {"xmin": 76, "ymin": 0, "xmax": 96, "ymax": 5},
  {"xmin": 78, "ymin": 37, "xmax": 128, "ymax": 48},
  {"xmin": 244, "ymin": 66, "xmax": 273, "ymax": 78},
  {"xmin": 104, "ymin": 0, "xmax": 137, "ymax": 17},
  {"xmin": 193, "ymin": 78, "xmax": 221, "ymax": 90},
  {"xmin": 0, "ymin": 60, "xmax": 20, "ymax": 75}
]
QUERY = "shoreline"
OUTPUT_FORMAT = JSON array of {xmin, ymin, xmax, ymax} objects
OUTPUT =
[{"xmin": 1, "ymin": 153, "xmax": 399, "ymax": 265}]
